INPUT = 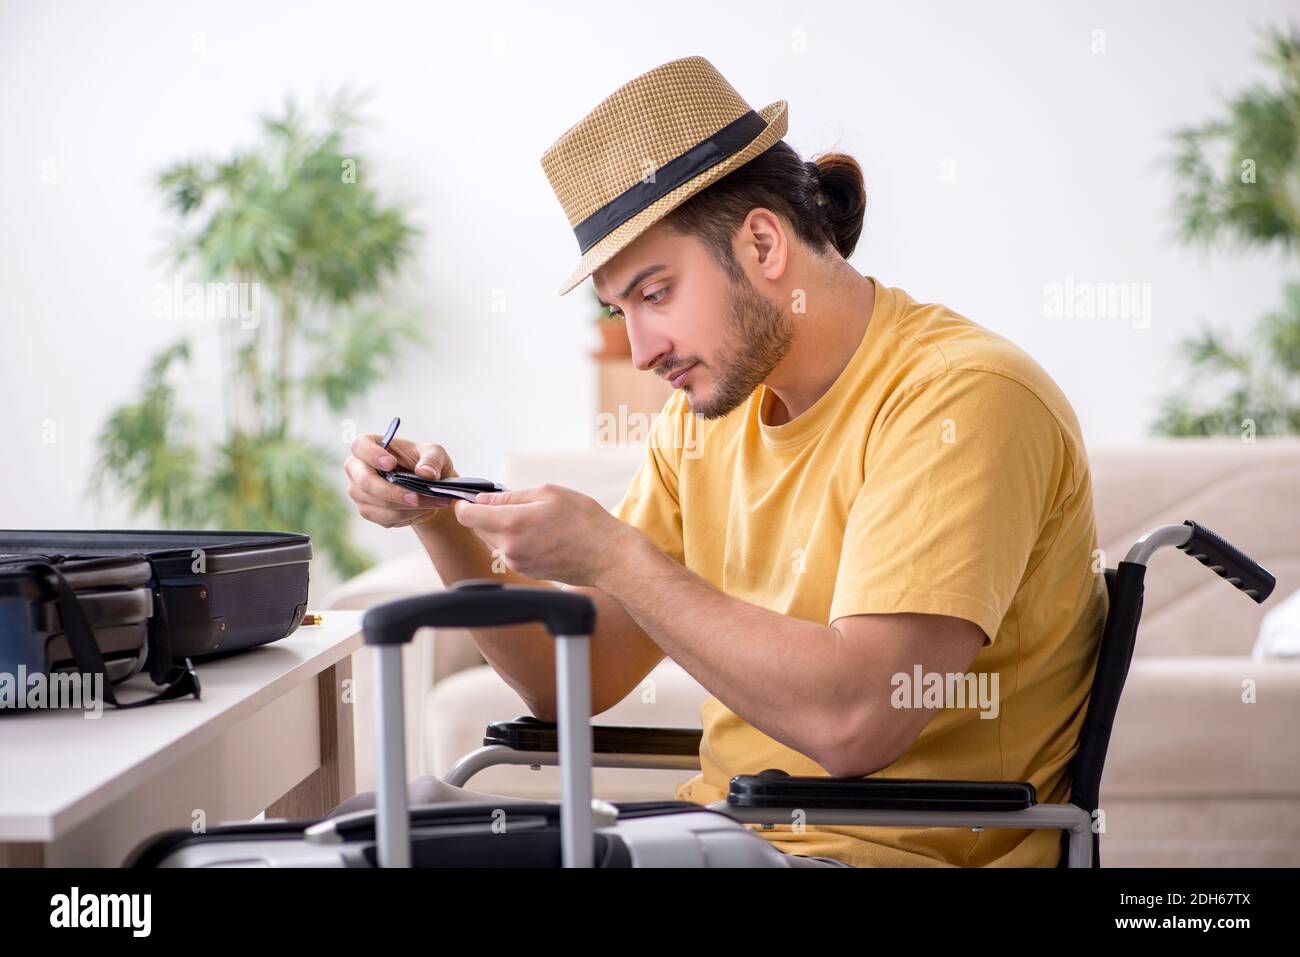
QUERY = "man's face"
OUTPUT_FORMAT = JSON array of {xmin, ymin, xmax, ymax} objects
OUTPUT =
[{"xmin": 593, "ymin": 223, "xmax": 794, "ymax": 419}]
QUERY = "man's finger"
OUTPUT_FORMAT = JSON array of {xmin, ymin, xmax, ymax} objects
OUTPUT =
[
  {"xmin": 453, "ymin": 499, "xmax": 498, "ymax": 529},
  {"xmin": 350, "ymin": 434, "xmax": 393, "ymax": 470},
  {"xmin": 414, "ymin": 443, "xmax": 451, "ymax": 477},
  {"xmin": 347, "ymin": 456, "xmax": 434, "ymax": 509},
  {"xmin": 471, "ymin": 485, "xmax": 547, "ymax": 506},
  {"xmin": 351, "ymin": 433, "xmax": 420, "ymax": 472}
]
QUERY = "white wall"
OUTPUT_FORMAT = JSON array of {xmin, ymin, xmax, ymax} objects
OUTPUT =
[{"xmin": 2, "ymin": 0, "xmax": 1294, "ymax": 591}]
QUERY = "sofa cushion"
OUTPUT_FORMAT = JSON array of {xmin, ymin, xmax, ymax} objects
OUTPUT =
[
  {"xmin": 1101, "ymin": 657, "xmax": 1300, "ymax": 796},
  {"xmin": 1091, "ymin": 439, "xmax": 1300, "ymax": 657}
]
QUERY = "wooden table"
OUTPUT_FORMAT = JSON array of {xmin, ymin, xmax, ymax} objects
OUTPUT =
[{"xmin": 0, "ymin": 611, "xmax": 363, "ymax": 867}]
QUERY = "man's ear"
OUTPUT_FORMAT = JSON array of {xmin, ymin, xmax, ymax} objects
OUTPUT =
[{"xmin": 737, "ymin": 207, "xmax": 789, "ymax": 283}]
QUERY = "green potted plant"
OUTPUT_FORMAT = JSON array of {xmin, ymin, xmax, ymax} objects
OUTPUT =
[
  {"xmin": 93, "ymin": 93, "xmax": 423, "ymax": 578},
  {"xmin": 1155, "ymin": 24, "xmax": 1300, "ymax": 437}
]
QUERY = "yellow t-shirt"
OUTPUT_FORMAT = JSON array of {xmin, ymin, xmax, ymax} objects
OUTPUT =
[{"xmin": 611, "ymin": 276, "xmax": 1108, "ymax": 867}]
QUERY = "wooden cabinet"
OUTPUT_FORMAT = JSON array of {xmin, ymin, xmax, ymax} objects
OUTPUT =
[
  {"xmin": 590, "ymin": 321, "xmax": 673, "ymax": 430},
  {"xmin": 595, "ymin": 355, "xmax": 674, "ymax": 423}
]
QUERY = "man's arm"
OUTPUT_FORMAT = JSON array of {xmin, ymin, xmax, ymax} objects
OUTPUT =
[
  {"xmin": 435, "ymin": 392, "xmax": 689, "ymax": 721},
  {"xmin": 412, "ymin": 517, "xmax": 665, "ymax": 721},
  {"xmin": 343, "ymin": 429, "xmax": 664, "ymax": 721},
  {"xmin": 593, "ymin": 527, "xmax": 986, "ymax": 777}
]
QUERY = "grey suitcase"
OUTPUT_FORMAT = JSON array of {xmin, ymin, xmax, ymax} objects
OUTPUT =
[{"xmin": 127, "ymin": 579, "xmax": 793, "ymax": 867}]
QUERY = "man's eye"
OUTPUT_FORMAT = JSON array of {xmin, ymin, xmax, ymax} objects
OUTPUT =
[{"xmin": 645, "ymin": 287, "xmax": 668, "ymax": 305}]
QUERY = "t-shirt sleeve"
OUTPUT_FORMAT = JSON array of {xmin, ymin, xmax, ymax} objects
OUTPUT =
[
  {"xmin": 828, "ymin": 369, "xmax": 1074, "ymax": 644},
  {"xmin": 609, "ymin": 394, "xmax": 688, "ymax": 566}
]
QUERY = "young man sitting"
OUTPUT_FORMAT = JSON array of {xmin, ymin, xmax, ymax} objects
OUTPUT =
[{"xmin": 340, "ymin": 56, "xmax": 1107, "ymax": 867}]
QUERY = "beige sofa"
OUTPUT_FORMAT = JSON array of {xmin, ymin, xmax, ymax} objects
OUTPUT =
[{"xmin": 325, "ymin": 439, "xmax": 1300, "ymax": 867}]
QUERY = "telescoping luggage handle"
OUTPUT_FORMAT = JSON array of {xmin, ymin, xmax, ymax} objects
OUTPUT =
[{"xmin": 362, "ymin": 580, "xmax": 597, "ymax": 868}]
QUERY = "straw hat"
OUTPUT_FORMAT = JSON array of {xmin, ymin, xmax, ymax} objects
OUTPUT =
[{"xmin": 541, "ymin": 55, "xmax": 788, "ymax": 296}]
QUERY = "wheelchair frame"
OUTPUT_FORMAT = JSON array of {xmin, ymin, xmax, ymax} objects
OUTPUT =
[{"xmin": 438, "ymin": 520, "xmax": 1276, "ymax": 868}]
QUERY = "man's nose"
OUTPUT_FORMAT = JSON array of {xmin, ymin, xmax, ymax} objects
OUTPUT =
[{"xmin": 627, "ymin": 316, "xmax": 672, "ymax": 374}]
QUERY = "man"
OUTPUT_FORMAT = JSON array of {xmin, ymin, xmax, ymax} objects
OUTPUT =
[{"xmin": 342, "ymin": 56, "xmax": 1108, "ymax": 867}]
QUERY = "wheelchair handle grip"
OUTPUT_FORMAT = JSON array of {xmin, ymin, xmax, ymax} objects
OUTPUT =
[
  {"xmin": 1178, "ymin": 520, "xmax": 1276, "ymax": 603},
  {"xmin": 362, "ymin": 580, "xmax": 597, "ymax": 646}
]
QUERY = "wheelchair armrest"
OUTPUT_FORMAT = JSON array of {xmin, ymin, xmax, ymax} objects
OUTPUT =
[
  {"xmin": 484, "ymin": 716, "xmax": 703, "ymax": 756},
  {"xmin": 727, "ymin": 770, "xmax": 1037, "ymax": 813}
]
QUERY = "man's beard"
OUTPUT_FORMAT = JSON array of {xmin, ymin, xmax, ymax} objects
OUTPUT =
[{"xmin": 680, "ymin": 272, "xmax": 794, "ymax": 420}]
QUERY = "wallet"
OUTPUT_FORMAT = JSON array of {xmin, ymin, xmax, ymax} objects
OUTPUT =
[{"xmin": 379, "ymin": 471, "xmax": 505, "ymax": 502}]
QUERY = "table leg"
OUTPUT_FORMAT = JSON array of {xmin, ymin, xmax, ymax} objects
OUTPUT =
[
  {"xmin": 0, "ymin": 843, "xmax": 44, "ymax": 867},
  {"xmin": 266, "ymin": 659, "xmax": 356, "ymax": 820}
]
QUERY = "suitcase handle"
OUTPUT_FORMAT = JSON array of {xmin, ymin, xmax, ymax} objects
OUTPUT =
[
  {"xmin": 364, "ymin": 580, "xmax": 598, "ymax": 869},
  {"xmin": 362, "ymin": 579, "xmax": 596, "ymax": 645}
]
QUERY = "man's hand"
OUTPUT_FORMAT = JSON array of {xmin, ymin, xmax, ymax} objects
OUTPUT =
[
  {"xmin": 453, "ymin": 484, "xmax": 637, "ymax": 587},
  {"xmin": 344, "ymin": 433, "xmax": 459, "ymax": 530}
]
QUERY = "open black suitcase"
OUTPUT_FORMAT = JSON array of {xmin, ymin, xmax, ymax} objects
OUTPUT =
[
  {"xmin": 127, "ymin": 580, "xmax": 796, "ymax": 867},
  {"xmin": 0, "ymin": 530, "xmax": 312, "ymax": 709},
  {"xmin": 0, "ymin": 530, "xmax": 311, "ymax": 659}
]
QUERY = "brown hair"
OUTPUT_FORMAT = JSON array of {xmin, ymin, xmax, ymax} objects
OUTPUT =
[{"xmin": 661, "ymin": 141, "xmax": 867, "ymax": 281}]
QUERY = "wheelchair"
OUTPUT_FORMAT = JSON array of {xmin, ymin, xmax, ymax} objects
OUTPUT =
[{"xmin": 428, "ymin": 519, "xmax": 1275, "ymax": 868}]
